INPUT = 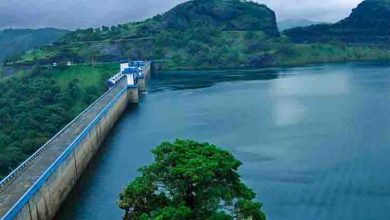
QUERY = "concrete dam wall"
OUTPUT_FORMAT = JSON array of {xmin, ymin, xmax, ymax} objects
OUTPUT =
[{"xmin": 0, "ymin": 62, "xmax": 151, "ymax": 220}]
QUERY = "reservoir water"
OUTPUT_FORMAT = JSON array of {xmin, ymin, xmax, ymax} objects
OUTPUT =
[{"xmin": 57, "ymin": 62, "xmax": 390, "ymax": 220}]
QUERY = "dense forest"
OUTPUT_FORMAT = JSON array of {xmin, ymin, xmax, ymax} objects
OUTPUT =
[
  {"xmin": 0, "ymin": 69, "xmax": 72, "ymax": 178},
  {"xmin": 284, "ymin": 0, "xmax": 390, "ymax": 44},
  {"xmin": 3, "ymin": 0, "xmax": 280, "ymax": 69},
  {"xmin": 0, "ymin": 64, "xmax": 114, "ymax": 179},
  {"xmin": 5, "ymin": 0, "xmax": 390, "ymax": 70},
  {"xmin": 0, "ymin": 28, "xmax": 68, "ymax": 62}
]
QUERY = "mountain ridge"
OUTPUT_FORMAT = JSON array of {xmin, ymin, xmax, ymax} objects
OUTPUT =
[
  {"xmin": 0, "ymin": 28, "xmax": 68, "ymax": 62},
  {"xmin": 5, "ymin": 0, "xmax": 282, "ymax": 69},
  {"xmin": 4, "ymin": 0, "xmax": 390, "ymax": 70},
  {"xmin": 284, "ymin": 0, "xmax": 390, "ymax": 43},
  {"xmin": 159, "ymin": 0, "xmax": 279, "ymax": 36}
]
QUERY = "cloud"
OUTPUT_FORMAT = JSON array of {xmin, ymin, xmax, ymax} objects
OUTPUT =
[
  {"xmin": 0, "ymin": 0, "xmax": 363, "ymax": 30},
  {"xmin": 259, "ymin": 0, "xmax": 362, "ymax": 22},
  {"xmin": 0, "ymin": 0, "xmax": 185, "ymax": 29}
]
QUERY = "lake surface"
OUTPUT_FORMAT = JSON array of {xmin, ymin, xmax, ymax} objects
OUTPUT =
[{"xmin": 56, "ymin": 62, "xmax": 390, "ymax": 220}]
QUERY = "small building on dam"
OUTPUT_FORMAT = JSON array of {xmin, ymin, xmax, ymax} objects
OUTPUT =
[{"xmin": 0, "ymin": 61, "xmax": 152, "ymax": 220}]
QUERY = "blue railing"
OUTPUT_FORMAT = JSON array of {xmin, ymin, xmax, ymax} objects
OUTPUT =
[{"xmin": 1, "ymin": 84, "xmax": 127, "ymax": 220}]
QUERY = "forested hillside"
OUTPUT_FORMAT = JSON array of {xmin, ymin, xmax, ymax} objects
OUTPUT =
[
  {"xmin": 0, "ymin": 28, "xmax": 68, "ymax": 62},
  {"xmin": 284, "ymin": 0, "xmax": 390, "ymax": 43},
  {"xmin": 5, "ymin": 0, "xmax": 280, "ymax": 69},
  {"xmin": 6, "ymin": 0, "xmax": 390, "ymax": 70},
  {"xmin": 0, "ymin": 63, "xmax": 116, "ymax": 178}
]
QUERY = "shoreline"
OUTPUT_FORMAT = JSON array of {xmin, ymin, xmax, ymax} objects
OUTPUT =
[{"xmin": 157, "ymin": 59, "xmax": 390, "ymax": 73}]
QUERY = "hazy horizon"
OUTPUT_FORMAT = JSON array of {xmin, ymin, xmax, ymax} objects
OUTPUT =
[{"xmin": 0, "ymin": 0, "xmax": 362, "ymax": 30}]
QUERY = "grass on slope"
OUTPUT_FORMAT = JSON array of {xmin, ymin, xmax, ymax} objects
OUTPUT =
[{"xmin": 50, "ymin": 63, "xmax": 117, "ymax": 89}]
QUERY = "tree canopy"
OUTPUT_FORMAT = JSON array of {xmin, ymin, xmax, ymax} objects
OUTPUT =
[
  {"xmin": 0, "ymin": 28, "xmax": 68, "ymax": 62},
  {"xmin": 119, "ymin": 140, "xmax": 266, "ymax": 220},
  {"xmin": 0, "ymin": 64, "xmax": 112, "ymax": 179},
  {"xmin": 284, "ymin": 0, "xmax": 390, "ymax": 44}
]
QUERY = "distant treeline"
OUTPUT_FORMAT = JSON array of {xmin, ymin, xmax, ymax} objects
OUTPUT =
[{"xmin": 0, "ymin": 28, "xmax": 68, "ymax": 63}]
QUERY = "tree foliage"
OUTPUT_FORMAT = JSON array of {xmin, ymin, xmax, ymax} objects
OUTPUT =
[
  {"xmin": 119, "ymin": 140, "xmax": 266, "ymax": 220},
  {"xmin": 0, "ymin": 72, "xmax": 69, "ymax": 177},
  {"xmin": 0, "ymin": 28, "xmax": 68, "ymax": 63},
  {"xmin": 0, "ymin": 65, "xmax": 109, "ymax": 179},
  {"xmin": 5, "ymin": 0, "xmax": 281, "ymax": 69}
]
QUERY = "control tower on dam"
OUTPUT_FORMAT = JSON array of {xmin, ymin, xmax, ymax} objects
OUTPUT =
[{"xmin": 0, "ymin": 61, "xmax": 151, "ymax": 220}]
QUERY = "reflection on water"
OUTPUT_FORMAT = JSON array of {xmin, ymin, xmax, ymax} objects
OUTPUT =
[
  {"xmin": 150, "ymin": 68, "xmax": 279, "ymax": 92},
  {"xmin": 273, "ymin": 99, "xmax": 306, "ymax": 126},
  {"xmin": 57, "ymin": 62, "xmax": 390, "ymax": 220},
  {"xmin": 270, "ymin": 72, "xmax": 351, "ymax": 96}
]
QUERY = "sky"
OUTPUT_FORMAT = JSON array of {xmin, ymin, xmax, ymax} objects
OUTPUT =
[{"xmin": 0, "ymin": 0, "xmax": 363, "ymax": 30}]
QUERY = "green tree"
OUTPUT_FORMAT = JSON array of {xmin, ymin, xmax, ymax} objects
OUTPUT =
[
  {"xmin": 244, "ymin": 31, "xmax": 255, "ymax": 40},
  {"xmin": 84, "ymin": 85, "xmax": 100, "ymax": 104},
  {"xmin": 67, "ymin": 79, "xmax": 81, "ymax": 99},
  {"xmin": 119, "ymin": 140, "xmax": 266, "ymax": 220},
  {"xmin": 171, "ymin": 54, "xmax": 183, "ymax": 65},
  {"xmin": 31, "ymin": 64, "xmax": 42, "ymax": 77}
]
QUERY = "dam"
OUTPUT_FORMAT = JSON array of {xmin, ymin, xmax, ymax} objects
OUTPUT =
[
  {"xmin": 56, "ymin": 63, "xmax": 390, "ymax": 220},
  {"xmin": 0, "ymin": 61, "xmax": 151, "ymax": 220}
]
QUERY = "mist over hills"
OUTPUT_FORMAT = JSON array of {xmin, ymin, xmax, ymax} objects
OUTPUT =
[{"xmin": 284, "ymin": 0, "xmax": 390, "ymax": 43}]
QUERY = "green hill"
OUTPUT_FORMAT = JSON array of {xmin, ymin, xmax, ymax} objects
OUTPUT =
[
  {"xmin": 8, "ymin": 0, "xmax": 390, "ymax": 71},
  {"xmin": 6, "ymin": 0, "xmax": 282, "ymax": 69},
  {"xmin": 284, "ymin": 0, "xmax": 390, "ymax": 44},
  {"xmin": 159, "ymin": 0, "xmax": 279, "ymax": 36},
  {"xmin": 0, "ymin": 28, "xmax": 68, "ymax": 62}
]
